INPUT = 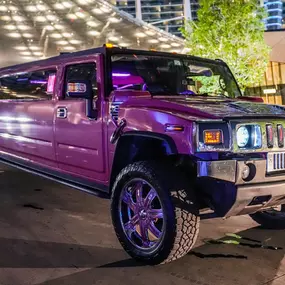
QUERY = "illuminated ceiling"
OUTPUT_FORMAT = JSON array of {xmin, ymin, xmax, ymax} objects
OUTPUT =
[{"xmin": 0, "ymin": 0, "xmax": 185, "ymax": 68}]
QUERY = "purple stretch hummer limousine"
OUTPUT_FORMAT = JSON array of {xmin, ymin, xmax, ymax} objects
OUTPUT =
[{"xmin": 1, "ymin": 45, "xmax": 285, "ymax": 264}]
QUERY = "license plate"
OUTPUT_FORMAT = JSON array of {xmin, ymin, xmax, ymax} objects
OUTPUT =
[{"xmin": 267, "ymin": 152, "xmax": 285, "ymax": 173}]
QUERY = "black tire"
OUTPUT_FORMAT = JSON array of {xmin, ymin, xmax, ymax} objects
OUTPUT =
[
  {"xmin": 111, "ymin": 161, "xmax": 200, "ymax": 265},
  {"xmin": 250, "ymin": 205, "xmax": 285, "ymax": 229}
]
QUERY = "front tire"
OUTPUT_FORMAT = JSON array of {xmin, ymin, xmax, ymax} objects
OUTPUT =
[
  {"xmin": 250, "ymin": 205, "xmax": 285, "ymax": 229},
  {"xmin": 111, "ymin": 161, "xmax": 200, "ymax": 265}
]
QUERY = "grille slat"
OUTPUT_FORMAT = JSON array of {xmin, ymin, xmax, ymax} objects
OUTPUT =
[
  {"xmin": 272, "ymin": 153, "xmax": 285, "ymax": 171},
  {"xmin": 110, "ymin": 101, "xmax": 123, "ymax": 123}
]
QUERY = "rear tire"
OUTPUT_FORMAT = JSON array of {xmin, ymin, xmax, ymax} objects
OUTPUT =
[
  {"xmin": 250, "ymin": 205, "xmax": 285, "ymax": 229},
  {"xmin": 111, "ymin": 161, "xmax": 200, "ymax": 265}
]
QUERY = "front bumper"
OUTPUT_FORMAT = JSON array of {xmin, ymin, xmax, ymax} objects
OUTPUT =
[{"xmin": 197, "ymin": 159, "xmax": 285, "ymax": 217}]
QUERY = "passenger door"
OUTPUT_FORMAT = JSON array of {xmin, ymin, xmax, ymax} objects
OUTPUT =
[
  {"xmin": 0, "ymin": 68, "xmax": 57, "ymax": 168},
  {"xmin": 55, "ymin": 57, "xmax": 107, "ymax": 183}
]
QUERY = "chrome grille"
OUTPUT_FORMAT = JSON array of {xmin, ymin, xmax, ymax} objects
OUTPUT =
[
  {"xmin": 273, "ymin": 153, "xmax": 285, "ymax": 170},
  {"xmin": 267, "ymin": 152, "xmax": 285, "ymax": 173}
]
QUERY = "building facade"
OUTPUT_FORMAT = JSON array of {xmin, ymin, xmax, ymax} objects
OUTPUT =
[
  {"xmin": 263, "ymin": 0, "xmax": 285, "ymax": 30},
  {"xmin": 111, "ymin": 0, "xmax": 200, "ymax": 37},
  {"xmin": 112, "ymin": 0, "xmax": 285, "ymax": 37}
]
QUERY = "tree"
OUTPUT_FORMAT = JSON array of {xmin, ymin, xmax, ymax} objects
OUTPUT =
[{"xmin": 181, "ymin": 0, "xmax": 271, "ymax": 92}]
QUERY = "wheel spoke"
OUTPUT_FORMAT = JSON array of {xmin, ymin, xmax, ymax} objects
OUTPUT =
[
  {"xmin": 149, "ymin": 208, "xmax": 163, "ymax": 220},
  {"xmin": 122, "ymin": 190, "xmax": 135, "ymax": 212},
  {"xmin": 144, "ymin": 188, "xmax": 157, "ymax": 208},
  {"xmin": 124, "ymin": 214, "xmax": 139, "ymax": 238},
  {"xmin": 139, "ymin": 221, "xmax": 149, "ymax": 246},
  {"xmin": 148, "ymin": 221, "xmax": 162, "ymax": 239},
  {"xmin": 134, "ymin": 182, "xmax": 144, "ymax": 204}
]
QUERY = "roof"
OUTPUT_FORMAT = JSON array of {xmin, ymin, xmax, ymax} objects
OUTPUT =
[
  {"xmin": 0, "ymin": 46, "xmax": 227, "ymax": 77},
  {"xmin": 0, "ymin": 0, "xmax": 186, "ymax": 68}
]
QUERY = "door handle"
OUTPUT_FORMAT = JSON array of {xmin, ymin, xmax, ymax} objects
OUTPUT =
[{"xmin": 57, "ymin": 107, "xmax": 67, "ymax": 119}]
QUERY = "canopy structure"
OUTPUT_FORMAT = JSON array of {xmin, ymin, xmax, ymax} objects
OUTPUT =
[{"xmin": 0, "ymin": 0, "xmax": 186, "ymax": 68}]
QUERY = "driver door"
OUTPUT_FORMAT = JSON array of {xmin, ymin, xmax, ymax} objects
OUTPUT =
[{"xmin": 54, "ymin": 56, "xmax": 107, "ymax": 183}]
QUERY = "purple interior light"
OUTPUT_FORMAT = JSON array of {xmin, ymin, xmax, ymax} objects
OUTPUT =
[
  {"xmin": 112, "ymin": 73, "xmax": 131, "ymax": 77},
  {"xmin": 30, "ymin": 80, "xmax": 47, "ymax": 84}
]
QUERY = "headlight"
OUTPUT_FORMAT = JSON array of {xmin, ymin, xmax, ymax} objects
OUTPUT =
[{"xmin": 236, "ymin": 125, "xmax": 262, "ymax": 149}]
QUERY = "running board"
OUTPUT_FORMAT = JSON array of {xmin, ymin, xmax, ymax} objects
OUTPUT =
[{"xmin": 0, "ymin": 157, "xmax": 109, "ymax": 199}]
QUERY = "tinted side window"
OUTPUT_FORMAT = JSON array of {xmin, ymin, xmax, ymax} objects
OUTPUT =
[
  {"xmin": 0, "ymin": 69, "xmax": 56, "ymax": 100},
  {"xmin": 64, "ymin": 63, "xmax": 97, "ymax": 99}
]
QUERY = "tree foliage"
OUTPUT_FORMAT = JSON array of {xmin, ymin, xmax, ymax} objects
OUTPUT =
[{"xmin": 181, "ymin": 0, "xmax": 271, "ymax": 92}]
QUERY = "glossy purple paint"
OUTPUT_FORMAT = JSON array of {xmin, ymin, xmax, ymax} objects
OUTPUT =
[{"xmin": 0, "ymin": 47, "xmax": 283, "ymax": 188}]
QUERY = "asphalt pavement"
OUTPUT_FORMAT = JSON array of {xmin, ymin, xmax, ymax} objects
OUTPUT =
[{"xmin": 0, "ymin": 163, "xmax": 284, "ymax": 285}]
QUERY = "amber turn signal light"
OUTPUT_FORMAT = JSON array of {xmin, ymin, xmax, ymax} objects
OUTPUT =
[
  {"xmin": 105, "ymin": 43, "xmax": 114, "ymax": 48},
  {"xmin": 203, "ymin": 130, "xmax": 223, "ymax": 145}
]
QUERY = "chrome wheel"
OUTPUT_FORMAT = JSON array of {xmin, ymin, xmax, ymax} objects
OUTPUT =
[{"xmin": 119, "ymin": 178, "xmax": 165, "ymax": 251}]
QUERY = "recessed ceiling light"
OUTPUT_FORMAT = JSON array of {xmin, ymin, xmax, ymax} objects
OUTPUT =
[
  {"xmin": 145, "ymin": 30, "xmax": 156, "ymax": 36},
  {"xmin": 46, "ymin": 15, "xmax": 57, "ymax": 21},
  {"xmin": 56, "ymin": 40, "xmax": 69, "ymax": 45},
  {"xmin": 35, "ymin": 16, "xmax": 46, "ymax": 22},
  {"xmin": 92, "ymin": 8, "xmax": 103, "ymax": 15},
  {"xmin": 171, "ymin": 42, "xmax": 181, "ymax": 47},
  {"xmin": 13, "ymin": 15, "xmax": 25, "ymax": 22},
  {"xmin": 66, "ymin": 14, "xmax": 78, "ymax": 20},
  {"xmin": 54, "ymin": 24, "xmax": 64, "ymax": 30},
  {"xmin": 26, "ymin": 6, "xmax": 37, "ymax": 12},
  {"xmin": 101, "ymin": 6, "xmax": 111, "ymax": 13},
  {"xmin": 20, "ymin": 51, "xmax": 32, "ymax": 56},
  {"xmin": 1, "ymin": 16, "xmax": 11, "ymax": 21},
  {"xmin": 86, "ymin": 21, "xmax": 99, "ymax": 27},
  {"xmin": 120, "ymin": 42, "xmax": 130, "ymax": 47},
  {"xmin": 14, "ymin": 46, "xmax": 28, "ymax": 51},
  {"xmin": 45, "ymin": 25, "xmax": 55, "ymax": 31},
  {"xmin": 4, "ymin": 25, "xmax": 17, "ymax": 30},
  {"xmin": 23, "ymin": 33, "xmax": 33, "ymax": 38},
  {"xmin": 63, "ymin": 46, "xmax": 76, "ymax": 50},
  {"xmin": 0, "ymin": 5, "xmax": 7, "ymax": 11},
  {"xmin": 87, "ymin": 30, "xmax": 100, "ymax": 36},
  {"xmin": 160, "ymin": 44, "xmax": 171, "ymax": 49},
  {"xmin": 69, "ymin": 39, "xmax": 82, "ymax": 45},
  {"xmin": 36, "ymin": 4, "xmax": 47, "ymax": 11},
  {"xmin": 109, "ymin": 17, "xmax": 121, "ymax": 23},
  {"xmin": 62, "ymin": 1, "xmax": 74, "ymax": 8},
  {"xmin": 8, "ymin": 32, "xmax": 21, "ymax": 38},
  {"xmin": 33, "ymin": 52, "xmax": 43, "ymax": 56},
  {"xmin": 109, "ymin": 36, "xmax": 119, "ymax": 42},
  {"xmin": 29, "ymin": 46, "xmax": 41, "ymax": 51},
  {"xmin": 159, "ymin": 37, "xmax": 168, "ymax": 42},
  {"xmin": 50, "ymin": 33, "xmax": 62, "ymax": 39},
  {"xmin": 53, "ymin": 3, "xmax": 65, "ymax": 10},
  {"xmin": 76, "ymin": 0, "xmax": 88, "ymax": 5},
  {"xmin": 75, "ymin": 11, "xmax": 86, "ymax": 18},
  {"xmin": 17, "ymin": 25, "xmax": 31, "ymax": 31},
  {"xmin": 62, "ymin": 32, "xmax": 72, "ymax": 38},
  {"xmin": 9, "ymin": 5, "xmax": 18, "ymax": 11},
  {"xmin": 148, "ymin": 39, "xmax": 159, "ymax": 44},
  {"xmin": 135, "ymin": 32, "xmax": 146, "ymax": 38}
]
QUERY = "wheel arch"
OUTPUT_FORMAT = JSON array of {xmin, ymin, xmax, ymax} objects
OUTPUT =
[{"xmin": 109, "ymin": 131, "xmax": 178, "ymax": 191}]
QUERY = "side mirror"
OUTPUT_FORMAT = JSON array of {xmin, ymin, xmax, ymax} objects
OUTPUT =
[
  {"xmin": 66, "ymin": 79, "xmax": 93, "ymax": 99},
  {"xmin": 67, "ymin": 79, "xmax": 98, "ymax": 119}
]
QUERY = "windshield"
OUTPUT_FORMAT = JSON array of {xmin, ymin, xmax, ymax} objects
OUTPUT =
[{"xmin": 111, "ymin": 53, "xmax": 241, "ymax": 98}]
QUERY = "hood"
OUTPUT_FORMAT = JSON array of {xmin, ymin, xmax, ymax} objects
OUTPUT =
[
  {"xmin": 157, "ymin": 96, "xmax": 285, "ymax": 120},
  {"xmin": 115, "ymin": 91, "xmax": 285, "ymax": 120}
]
